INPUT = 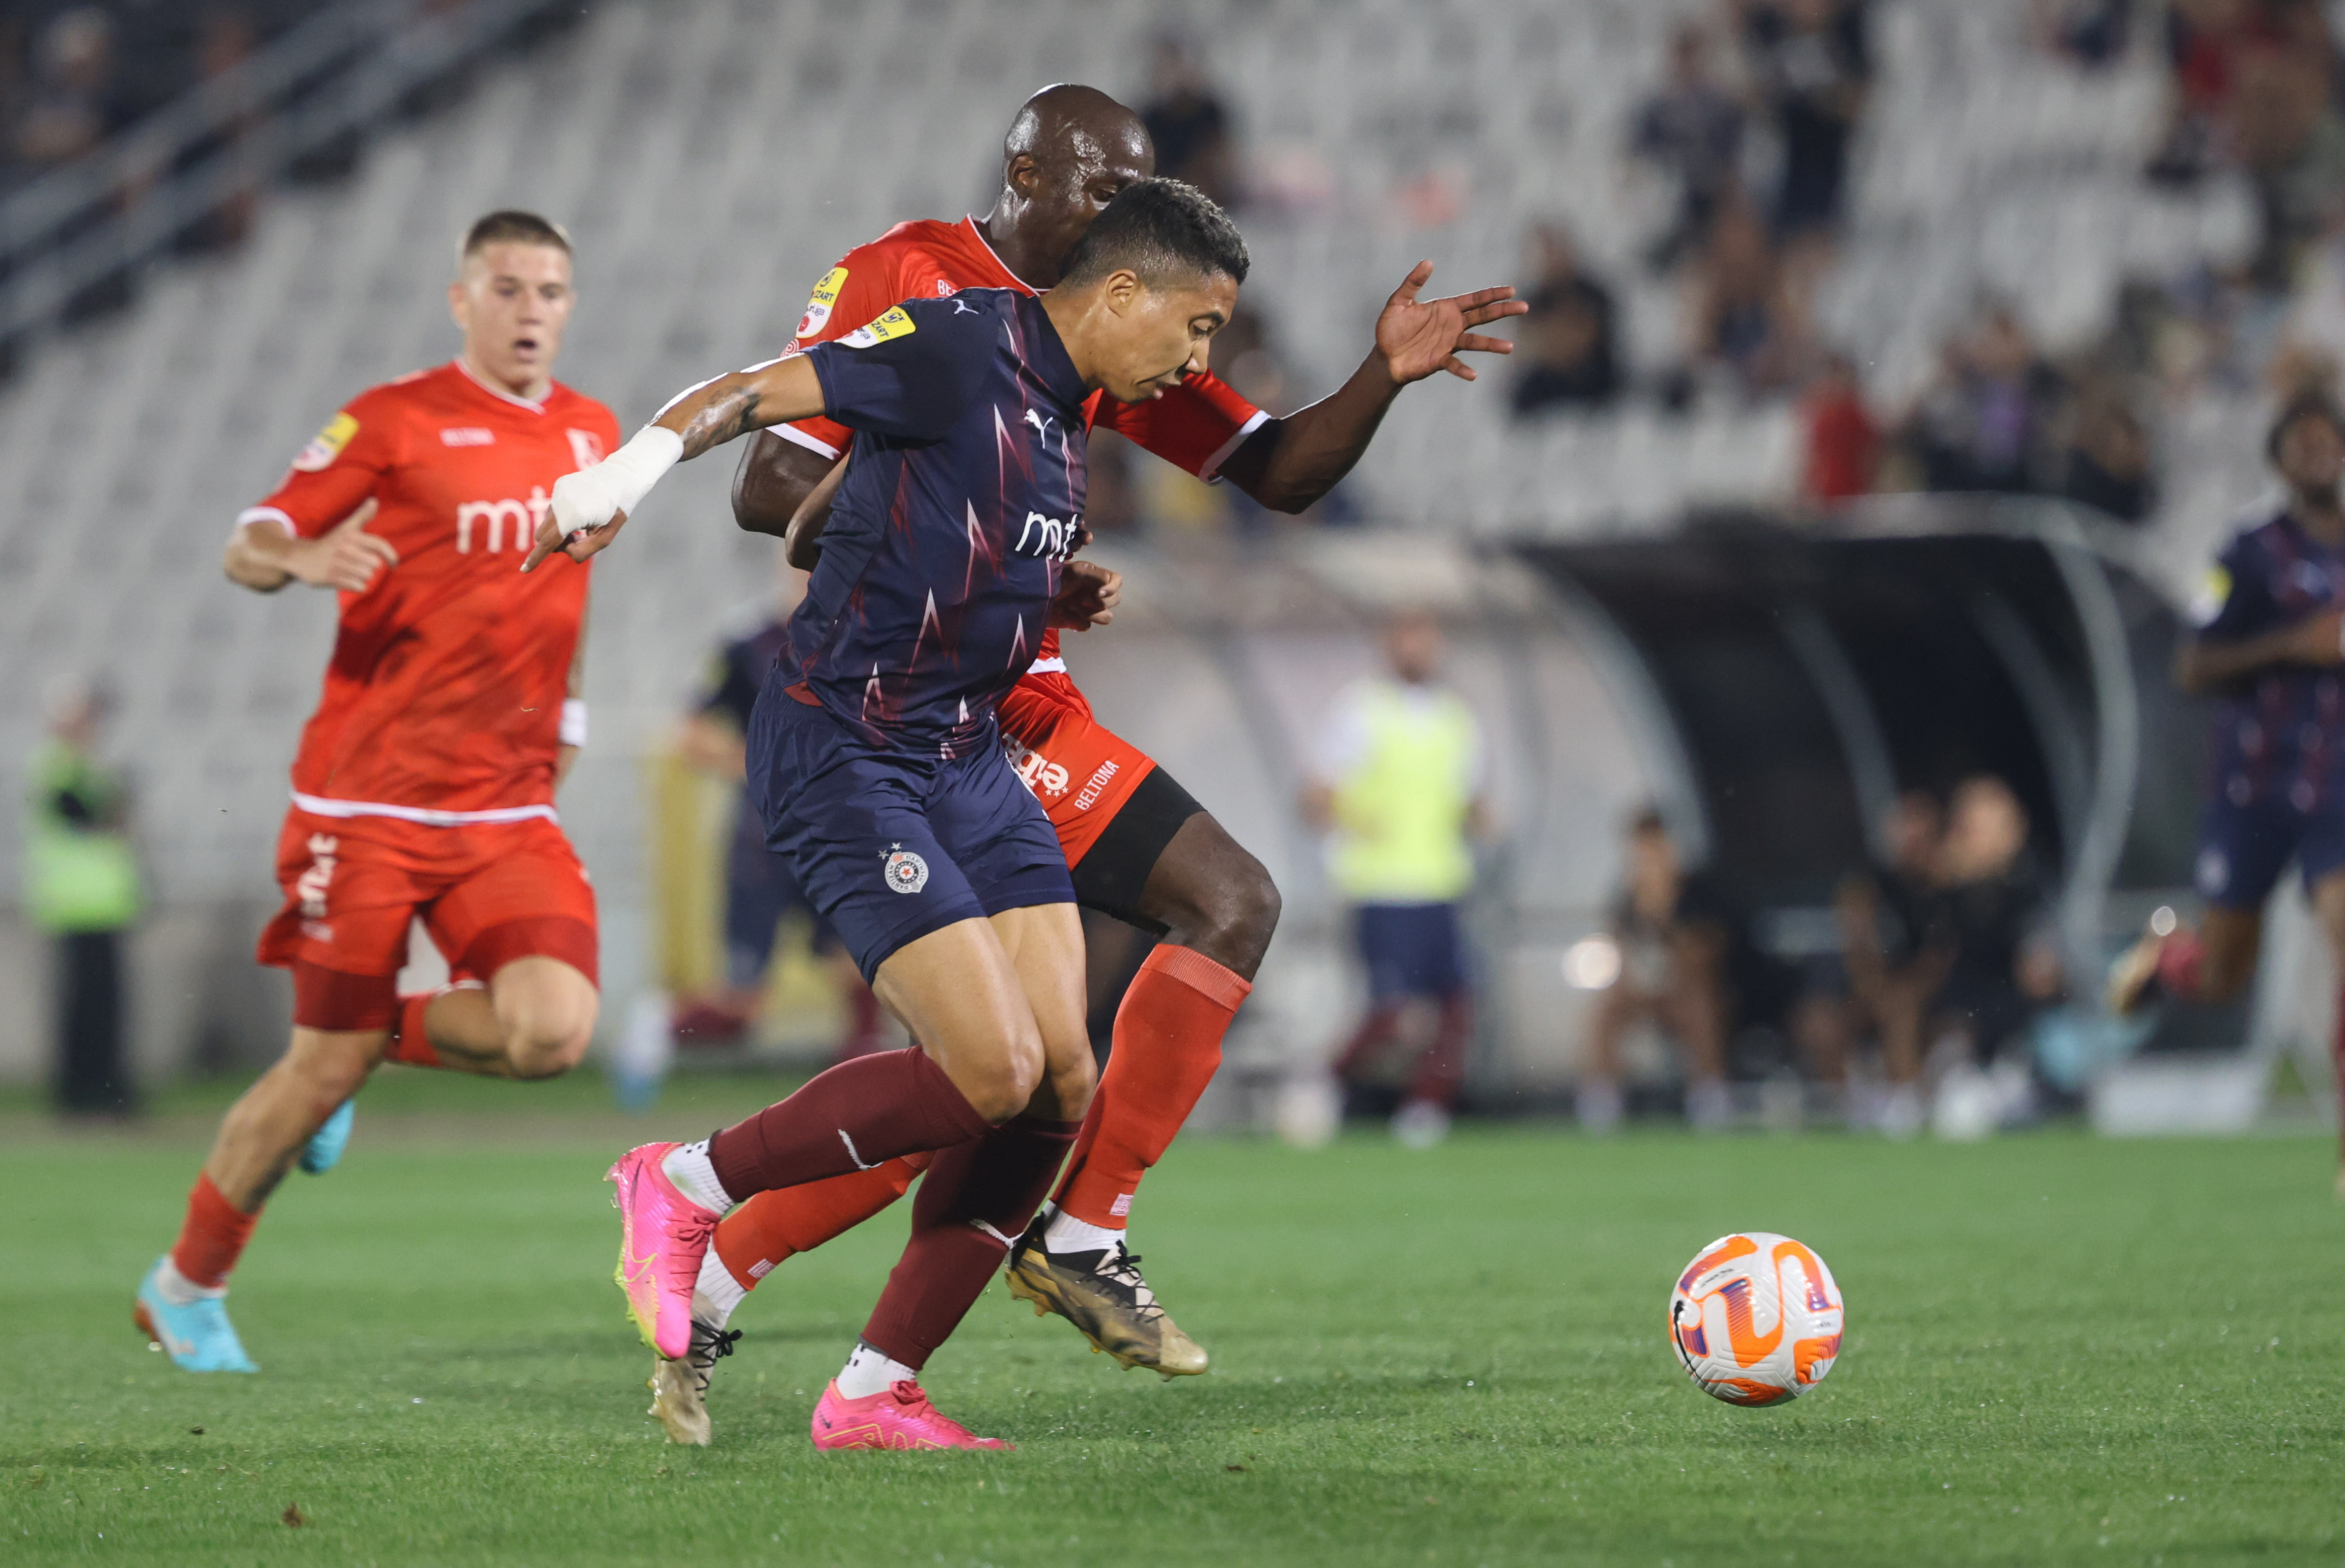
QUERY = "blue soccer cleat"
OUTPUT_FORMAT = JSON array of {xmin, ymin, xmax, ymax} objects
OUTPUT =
[
  {"xmin": 299, "ymin": 1099, "xmax": 355, "ymax": 1175},
  {"xmin": 134, "ymin": 1256, "xmax": 257, "ymax": 1373}
]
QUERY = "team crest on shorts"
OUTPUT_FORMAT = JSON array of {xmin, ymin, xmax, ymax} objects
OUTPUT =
[{"xmin": 883, "ymin": 844, "xmax": 929, "ymax": 895}]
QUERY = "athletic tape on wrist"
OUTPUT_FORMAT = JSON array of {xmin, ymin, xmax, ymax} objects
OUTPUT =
[
  {"xmin": 559, "ymin": 699, "xmax": 588, "ymax": 748},
  {"xmin": 557, "ymin": 425, "xmax": 682, "ymax": 534}
]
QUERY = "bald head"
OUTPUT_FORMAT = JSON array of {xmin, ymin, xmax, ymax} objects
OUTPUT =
[{"xmin": 985, "ymin": 84, "xmax": 1156, "ymax": 288}]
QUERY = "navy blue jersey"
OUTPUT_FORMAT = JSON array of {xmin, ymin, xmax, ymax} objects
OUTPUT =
[
  {"xmin": 2195, "ymin": 509, "xmax": 2345, "ymax": 812},
  {"xmin": 785, "ymin": 289, "xmax": 1086, "ymax": 754}
]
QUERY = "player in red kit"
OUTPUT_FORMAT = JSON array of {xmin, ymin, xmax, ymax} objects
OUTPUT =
[
  {"xmin": 133, "ymin": 212, "xmax": 621, "ymax": 1373},
  {"xmin": 644, "ymin": 86, "xmax": 1522, "ymax": 1442}
]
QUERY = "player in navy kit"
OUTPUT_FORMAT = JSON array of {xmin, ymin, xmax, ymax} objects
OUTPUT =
[
  {"xmin": 524, "ymin": 179, "xmax": 1251, "ymax": 1446},
  {"xmin": 2110, "ymin": 390, "xmax": 2345, "ymax": 1195}
]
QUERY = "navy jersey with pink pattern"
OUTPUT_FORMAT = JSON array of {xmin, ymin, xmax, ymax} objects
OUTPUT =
[
  {"xmin": 787, "ymin": 288, "xmax": 1087, "ymax": 754},
  {"xmin": 2197, "ymin": 508, "xmax": 2345, "ymax": 812}
]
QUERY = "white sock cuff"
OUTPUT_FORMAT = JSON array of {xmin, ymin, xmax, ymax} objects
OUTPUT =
[
  {"xmin": 835, "ymin": 1340, "xmax": 919, "ymax": 1400},
  {"xmin": 1044, "ymin": 1208, "xmax": 1125, "ymax": 1256},
  {"xmin": 153, "ymin": 1256, "xmax": 225, "ymax": 1305},
  {"xmin": 662, "ymin": 1139, "xmax": 733, "ymax": 1214},
  {"xmin": 693, "ymin": 1247, "xmax": 746, "ymax": 1328}
]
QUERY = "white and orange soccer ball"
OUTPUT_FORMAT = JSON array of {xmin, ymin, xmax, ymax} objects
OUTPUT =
[{"xmin": 1667, "ymin": 1232, "xmax": 1844, "ymax": 1406}]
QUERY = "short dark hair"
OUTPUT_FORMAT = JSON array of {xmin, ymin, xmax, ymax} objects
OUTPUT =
[
  {"xmin": 1060, "ymin": 177, "xmax": 1248, "ymax": 290},
  {"xmin": 459, "ymin": 210, "xmax": 572, "ymax": 267},
  {"xmin": 2267, "ymin": 388, "xmax": 2345, "ymax": 466}
]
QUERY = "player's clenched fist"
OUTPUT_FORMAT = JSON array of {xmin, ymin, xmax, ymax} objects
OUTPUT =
[
  {"xmin": 1048, "ymin": 559, "xmax": 1122, "ymax": 631},
  {"xmin": 523, "ymin": 425, "xmax": 685, "ymax": 572}
]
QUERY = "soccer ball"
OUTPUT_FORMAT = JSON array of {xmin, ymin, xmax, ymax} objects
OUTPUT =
[{"xmin": 1668, "ymin": 1232, "xmax": 1844, "ymax": 1406}]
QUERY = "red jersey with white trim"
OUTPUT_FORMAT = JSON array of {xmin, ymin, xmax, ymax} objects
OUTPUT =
[
  {"xmin": 776, "ymin": 217, "xmax": 1269, "ymax": 673},
  {"xmin": 241, "ymin": 361, "xmax": 621, "ymax": 817}
]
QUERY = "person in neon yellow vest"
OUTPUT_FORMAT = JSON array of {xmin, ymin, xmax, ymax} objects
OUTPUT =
[
  {"xmin": 23, "ymin": 678, "xmax": 141, "ymax": 1116},
  {"xmin": 1304, "ymin": 610, "xmax": 1487, "ymax": 1148}
]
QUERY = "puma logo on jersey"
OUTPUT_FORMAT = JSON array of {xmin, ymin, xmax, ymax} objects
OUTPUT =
[
  {"xmin": 1023, "ymin": 408, "xmax": 1056, "ymax": 440},
  {"xmin": 1012, "ymin": 509, "xmax": 1079, "ymax": 560},
  {"xmin": 456, "ymin": 486, "xmax": 552, "ymax": 553}
]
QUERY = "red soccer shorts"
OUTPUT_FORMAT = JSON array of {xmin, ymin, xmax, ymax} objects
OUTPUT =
[
  {"xmin": 256, "ymin": 807, "xmax": 599, "ymax": 1032},
  {"xmin": 996, "ymin": 673, "xmax": 1158, "ymax": 868}
]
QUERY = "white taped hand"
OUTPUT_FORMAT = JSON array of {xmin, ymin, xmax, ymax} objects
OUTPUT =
[{"xmin": 550, "ymin": 463, "xmax": 623, "ymax": 536}]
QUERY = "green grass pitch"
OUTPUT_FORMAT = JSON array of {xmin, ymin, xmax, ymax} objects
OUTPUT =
[{"xmin": 2, "ymin": 1074, "xmax": 2339, "ymax": 1566}]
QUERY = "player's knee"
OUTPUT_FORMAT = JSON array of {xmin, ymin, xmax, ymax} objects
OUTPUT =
[
  {"xmin": 501, "ymin": 1000, "xmax": 598, "ymax": 1079},
  {"xmin": 960, "ymin": 1037, "xmax": 1047, "ymax": 1124},
  {"xmin": 1167, "ymin": 853, "xmax": 1281, "ymax": 978}
]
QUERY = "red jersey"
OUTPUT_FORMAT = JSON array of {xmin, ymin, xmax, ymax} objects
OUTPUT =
[
  {"xmin": 775, "ymin": 217, "xmax": 1269, "ymax": 676},
  {"xmin": 241, "ymin": 360, "xmax": 621, "ymax": 821}
]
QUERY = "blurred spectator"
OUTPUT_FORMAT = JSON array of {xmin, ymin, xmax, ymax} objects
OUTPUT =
[
  {"xmin": 1140, "ymin": 34, "xmax": 1238, "ymax": 207},
  {"xmin": 1682, "ymin": 191, "xmax": 1804, "ymax": 397},
  {"xmin": 1904, "ymin": 303, "xmax": 2066, "ymax": 494},
  {"xmin": 2060, "ymin": 385, "xmax": 2155, "ymax": 521},
  {"xmin": 1926, "ymin": 775, "xmax": 2063, "ymax": 1073},
  {"xmin": 1511, "ymin": 222, "xmax": 1622, "ymax": 416},
  {"xmin": 2232, "ymin": 6, "xmax": 2345, "ymax": 288},
  {"xmin": 25, "ymin": 677, "xmax": 140, "ymax": 1117},
  {"xmin": 668, "ymin": 551, "xmax": 883, "ymax": 1060},
  {"xmin": 2036, "ymin": 0, "xmax": 2135, "ymax": 69},
  {"xmin": 14, "ymin": 8, "xmax": 118, "ymax": 171},
  {"xmin": 1629, "ymin": 23, "xmax": 1746, "ymax": 272},
  {"xmin": 1799, "ymin": 351, "xmax": 1879, "ymax": 501},
  {"xmin": 1576, "ymin": 809, "xmax": 1734, "ymax": 1133},
  {"xmin": 1306, "ymin": 611, "xmax": 1487, "ymax": 1149},
  {"xmin": 1741, "ymin": 0, "xmax": 1871, "ymax": 242},
  {"xmin": 1819, "ymin": 790, "xmax": 1950, "ymax": 1137}
]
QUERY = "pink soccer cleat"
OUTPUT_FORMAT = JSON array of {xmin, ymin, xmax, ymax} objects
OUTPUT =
[
  {"xmin": 606, "ymin": 1142, "xmax": 719, "ymax": 1361},
  {"xmin": 808, "ymin": 1379, "xmax": 1014, "ymax": 1451}
]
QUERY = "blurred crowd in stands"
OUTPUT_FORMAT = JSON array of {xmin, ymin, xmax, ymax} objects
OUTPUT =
[{"xmin": 1501, "ymin": 0, "xmax": 2345, "ymax": 530}]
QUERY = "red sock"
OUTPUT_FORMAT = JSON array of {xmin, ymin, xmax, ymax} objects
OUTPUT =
[
  {"xmin": 170, "ymin": 1173, "xmax": 258, "ymax": 1290},
  {"xmin": 1334, "ymin": 1000, "xmax": 1405, "ymax": 1081},
  {"xmin": 383, "ymin": 991, "xmax": 443, "ymax": 1069},
  {"xmin": 2155, "ymin": 931, "xmax": 2207, "ymax": 1002},
  {"xmin": 1405, "ymin": 993, "xmax": 1474, "ymax": 1108},
  {"xmin": 707, "ymin": 1048, "xmax": 991, "ymax": 1200},
  {"xmin": 712, "ymin": 1152, "xmax": 931, "ymax": 1290},
  {"xmin": 1055, "ymin": 944, "xmax": 1250, "ymax": 1230},
  {"xmin": 860, "ymin": 1113, "xmax": 1078, "ymax": 1369}
]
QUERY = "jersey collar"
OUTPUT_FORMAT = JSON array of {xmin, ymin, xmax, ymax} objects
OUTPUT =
[
  {"xmin": 452, "ymin": 356, "xmax": 550, "ymax": 414},
  {"xmin": 961, "ymin": 217, "xmax": 1041, "ymax": 295}
]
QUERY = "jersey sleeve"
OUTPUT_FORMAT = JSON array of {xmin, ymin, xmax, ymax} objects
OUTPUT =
[
  {"xmin": 2194, "ymin": 533, "xmax": 2268, "ymax": 640},
  {"xmin": 773, "ymin": 245, "xmax": 931, "ymax": 460},
  {"xmin": 241, "ymin": 393, "xmax": 403, "ymax": 538},
  {"xmin": 804, "ymin": 295, "xmax": 993, "ymax": 442},
  {"xmin": 1094, "ymin": 370, "xmax": 1269, "ymax": 479}
]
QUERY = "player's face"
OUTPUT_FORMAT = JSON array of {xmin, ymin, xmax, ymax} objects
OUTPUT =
[
  {"xmin": 1018, "ymin": 125, "xmax": 1154, "ymax": 282},
  {"xmin": 1092, "ymin": 269, "xmax": 1239, "ymax": 403},
  {"xmin": 449, "ymin": 243, "xmax": 575, "ymax": 394},
  {"xmin": 2278, "ymin": 413, "xmax": 2345, "ymax": 495}
]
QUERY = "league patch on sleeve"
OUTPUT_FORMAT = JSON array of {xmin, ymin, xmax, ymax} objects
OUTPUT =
[
  {"xmin": 797, "ymin": 266, "xmax": 848, "ymax": 340},
  {"xmin": 840, "ymin": 306, "xmax": 915, "ymax": 349},
  {"xmin": 291, "ymin": 412, "xmax": 359, "ymax": 472},
  {"xmin": 2191, "ymin": 564, "xmax": 2232, "ymax": 628}
]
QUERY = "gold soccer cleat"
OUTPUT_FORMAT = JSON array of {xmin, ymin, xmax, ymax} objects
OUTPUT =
[
  {"xmin": 647, "ymin": 1320, "xmax": 738, "ymax": 1446},
  {"xmin": 1005, "ymin": 1227, "xmax": 1209, "ymax": 1379}
]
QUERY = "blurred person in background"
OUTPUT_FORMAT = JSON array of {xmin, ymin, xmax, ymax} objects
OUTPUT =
[
  {"xmin": 1904, "ymin": 302, "xmax": 2065, "ymax": 494},
  {"xmin": 1511, "ymin": 221, "xmax": 1622, "ymax": 416},
  {"xmin": 1308, "ymin": 610, "xmax": 1488, "ymax": 1149},
  {"xmin": 25, "ymin": 677, "xmax": 140, "ymax": 1118},
  {"xmin": 1575, "ymin": 809, "xmax": 1735, "ymax": 1134},
  {"xmin": 1799, "ymin": 349, "xmax": 1879, "ymax": 501},
  {"xmin": 13, "ymin": 7, "xmax": 118, "ymax": 170},
  {"xmin": 2036, "ymin": 0, "xmax": 2136, "ymax": 70},
  {"xmin": 1681, "ymin": 190, "xmax": 1804, "ymax": 399},
  {"xmin": 2060, "ymin": 385, "xmax": 2155, "ymax": 522},
  {"xmin": 1740, "ymin": 0, "xmax": 1871, "ymax": 284},
  {"xmin": 668, "ymin": 548, "xmax": 883, "ymax": 1059},
  {"xmin": 2111, "ymin": 390, "xmax": 2345, "ymax": 1195},
  {"xmin": 1139, "ymin": 33, "xmax": 1238, "ymax": 207},
  {"xmin": 1629, "ymin": 22, "xmax": 1746, "ymax": 273},
  {"xmin": 1808, "ymin": 790, "xmax": 1948, "ymax": 1135},
  {"xmin": 1926, "ymin": 776, "xmax": 2063, "ymax": 1075}
]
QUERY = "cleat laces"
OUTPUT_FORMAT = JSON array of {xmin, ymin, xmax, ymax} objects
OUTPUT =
[
  {"xmin": 1090, "ymin": 1245, "xmax": 1167, "ymax": 1325},
  {"xmin": 682, "ymin": 1322, "xmax": 741, "ymax": 1399}
]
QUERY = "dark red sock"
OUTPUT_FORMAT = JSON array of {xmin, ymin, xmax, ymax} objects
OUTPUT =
[
  {"xmin": 1334, "ymin": 1000, "xmax": 1405, "ymax": 1080},
  {"xmin": 1056, "ymin": 943, "xmax": 1249, "ymax": 1228},
  {"xmin": 383, "ymin": 991, "xmax": 443, "ymax": 1069},
  {"xmin": 1405, "ymin": 993, "xmax": 1474, "ymax": 1108},
  {"xmin": 2154, "ymin": 931, "xmax": 2207, "ymax": 1002},
  {"xmin": 860, "ymin": 1113, "xmax": 1079, "ymax": 1369},
  {"xmin": 708, "ymin": 1048, "xmax": 992, "ymax": 1201},
  {"xmin": 170, "ymin": 1173, "xmax": 258, "ymax": 1290}
]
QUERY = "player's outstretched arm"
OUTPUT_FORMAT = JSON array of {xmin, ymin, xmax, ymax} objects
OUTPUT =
[
  {"xmin": 223, "ymin": 498, "xmax": 396, "ymax": 594},
  {"xmin": 523, "ymin": 356, "xmax": 829, "ymax": 572},
  {"xmin": 1219, "ymin": 261, "xmax": 1525, "ymax": 515}
]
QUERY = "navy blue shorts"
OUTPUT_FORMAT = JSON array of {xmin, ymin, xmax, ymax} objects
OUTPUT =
[
  {"xmin": 1355, "ymin": 901, "xmax": 1469, "ymax": 1001},
  {"xmin": 2195, "ymin": 793, "xmax": 2345, "ymax": 910},
  {"xmin": 747, "ymin": 690, "xmax": 1074, "ymax": 983}
]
